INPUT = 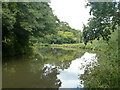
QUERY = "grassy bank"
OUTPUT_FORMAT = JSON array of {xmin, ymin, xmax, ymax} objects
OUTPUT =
[
  {"xmin": 37, "ymin": 42, "xmax": 108, "ymax": 51},
  {"xmin": 37, "ymin": 38, "xmax": 119, "ymax": 88}
]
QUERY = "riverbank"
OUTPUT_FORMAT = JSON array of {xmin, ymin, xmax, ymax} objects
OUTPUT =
[
  {"xmin": 3, "ymin": 42, "xmax": 119, "ymax": 88},
  {"xmin": 36, "ymin": 42, "xmax": 119, "ymax": 88},
  {"xmin": 37, "ymin": 42, "xmax": 108, "ymax": 52}
]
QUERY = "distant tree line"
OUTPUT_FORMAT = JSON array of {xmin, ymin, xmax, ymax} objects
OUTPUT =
[{"xmin": 2, "ymin": 2, "xmax": 81, "ymax": 56}]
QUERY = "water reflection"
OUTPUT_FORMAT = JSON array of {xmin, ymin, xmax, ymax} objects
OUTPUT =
[
  {"xmin": 79, "ymin": 52, "xmax": 98, "ymax": 74},
  {"xmin": 2, "ymin": 47, "xmax": 97, "ymax": 88},
  {"xmin": 57, "ymin": 52, "xmax": 97, "ymax": 88}
]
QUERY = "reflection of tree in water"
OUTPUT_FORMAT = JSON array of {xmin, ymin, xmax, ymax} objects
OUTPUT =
[
  {"xmin": 35, "ymin": 47, "xmax": 84, "ymax": 69},
  {"xmin": 29, "ymin": 48, "xmax": 76, "ymax": 72},
  {"xmin": 56, "ymin": 60, "xmax": 71, "ymax": 70},
  {"xmin": 29, "ymin": 47, "xmax": 85, "ymax": 73},
  {"xmin": 3, "ymin": 47, "xmax": 85, "ymax": 88},
  {"xmin": 3, "ymin": 58, "xmax": 61, "ymax": 88},
  {"xmin": 39, "ymin": 65, "xmax": 61, "ymax": 88}
]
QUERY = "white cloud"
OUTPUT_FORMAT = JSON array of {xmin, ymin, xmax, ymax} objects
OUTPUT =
[{"xmin": 50, "ymin": 0, "xmax": 91, "ymax": 31}]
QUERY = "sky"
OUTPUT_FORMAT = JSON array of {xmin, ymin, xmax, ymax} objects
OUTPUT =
[{"xmin": 50, "ymin": 0, "xmax": 91, "ymax": 31}]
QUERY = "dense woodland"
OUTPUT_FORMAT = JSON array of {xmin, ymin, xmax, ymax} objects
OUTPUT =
[
  {"xmin": 2, "ymin": 2, "xmax": 82, "ymax": 57},
  {"xmin": 2, "ymin": 1, "xmax": 120, "ymax": 88},
  {"xmin": 2, "ymin": 2, "xmax": 120, "ymax": 56}
]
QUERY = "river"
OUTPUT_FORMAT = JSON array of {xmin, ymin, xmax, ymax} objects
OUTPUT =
[{"xmin": 2, "ymin": 47, "xmax": 99, "ymax": 88}]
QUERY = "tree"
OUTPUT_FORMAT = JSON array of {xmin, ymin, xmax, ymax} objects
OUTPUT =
[
  {"xmin": 83, "ymin": 2, "xmax": 119, "ymax": 44},
  {"xmin": 2, "ymin": 2, "xmax": 58, "ymax": 56}
]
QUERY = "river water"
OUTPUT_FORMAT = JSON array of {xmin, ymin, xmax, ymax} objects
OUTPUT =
[{"xmin": 2, "ymin": 47, "xmax": 98, "ymax": 88}]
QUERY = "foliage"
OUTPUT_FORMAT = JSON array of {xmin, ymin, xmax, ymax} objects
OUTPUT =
[
  {"xmin": 80, "ymin": 27, "xmax": 119, "ymax": 88},
  {"xmin": 80, "ymin": 53, "xmax": 119, "ymax": 88},
  {"xmin": 38, "ymin": 21, "xmax": 81, "ymax": 44},
  {"xmin": 83, "ymin": 2, "xmax": 119, "ymax": 44},
  {"xmin": 2, "ymin": 2, "xmax": 82, "ymax": 57},
  {"xmin": 2, "ymin": 2, "xmax": 58, "ymax": 56}
]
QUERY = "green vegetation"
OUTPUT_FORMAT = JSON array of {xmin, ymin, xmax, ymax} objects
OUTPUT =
[
  {"xmin": 2, "ymin": 2, "xmax": 81, "ymax": 57},
  {"xmin": 49, "ymin": 42, "xmax": 107, "ymax": 51},
  {"xmin": 2, "ymin": 1, "xmax": 119, "ymax": 88},
  {"xmin": 38, "ymin": 21, "xmax": 82, "ymax": 44},
  {"xmin": 2, "ymin": 2, "xmax": 58, "ymax": 56},
  {"xmin": 80, "ymin": 2, "xmax": 120, "ymax": 88},
  {"xmin": 3, "ymin": 47, "xmax": 86, "ymax": 88},
  {"xmin": 80, "ymin": 28, "xmax": 119, "ymax": 88},
  {"xmin": 83, "ymin": 2, "xmax": 119, "ymax": 44}
]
